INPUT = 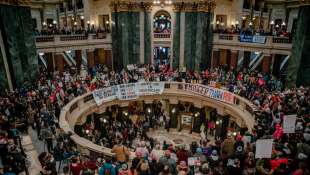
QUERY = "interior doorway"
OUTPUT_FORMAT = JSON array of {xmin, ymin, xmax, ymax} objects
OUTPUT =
[{"xmin": 153, "ymin": 46, "xmax": 170, "ymax": 65}]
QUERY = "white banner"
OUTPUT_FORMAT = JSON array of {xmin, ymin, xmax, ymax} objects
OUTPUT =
[
  {"xmin": 255, "ymin": 139, "xmax": 273, "ymax": 159},
  {"xmin": 137, "ymin": 82, "xmax": 165, "ymax": 95},
  {"xmin": 283, "ymin": 114, "xmax": 297, "ymax": 133},
  {"xmin": 252, "ymin": 35, "xmax": 266, "ymax": 44},
  {"xmin": 127, "ymin": 64, "xmax": 135, "ymax": 70},
  {"xmin": 93, "ymin": 82, "xmax": 235, "ymax": 106},
  {"xmin": 118, "ymin": 83, "xmax": 139, "ymax": 100},
  {"xmin": 183, "ymin": 84, "xmax": 235, "ymax": 104},
  {"xmin": 92, "ymin": 86, "xmax": 118, "ymax": 105}
]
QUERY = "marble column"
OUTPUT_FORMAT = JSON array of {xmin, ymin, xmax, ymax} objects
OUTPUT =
[
  {"xmin": 212, "ymin": 49, "xmax": 220, "ymax": 68},
  {"xmin": 144, "ymin": 10, "xmax": 152, "ymax": 64},
  {"xmin": 75, "ymin": 50, "xmax": 82, "ymax": 70},
  {"xmin": 45, "ymin": 52, "xmax": 54, "ymax": 72},
  {"xmin": 112, "ymin": 11, "xmax": 140, "ymax": 69},
  {"xmin": 179, "ymin": 12, "xmax": 185, "ymax": 69},
  {"xmin": 230, "ymin": 50, "xmax": 238, "ymax": 70},
  {"xmin": 0, "ymin": 28, "xmax": 12, "ymax": 91},
  {"xmin": 86, "ymin": 49, "xmax": 95, "ymax": 68},
  {"xmin": 54, "ymin": 52, "xmax": 64, "ymax": 72},
  {"xmin": 98, "ymin": 48, "xmax": 105, "ymax": 64},
  {"xmin": 105, "ymin": 50, "xmax": 112, "ymax": 69},
  {"xmin": 139, "ymin": 11, "xmax": 145, "ymax": 64},
  {"xmin": 172, "ymin": 11, "xmax": 180, "ymax": 69},
  {"xmin": 219, "ymin": 49, "xmax": 227, "ymax": 65},
  {"xmin": 243, "ymin": 51, "xmax": 251, "ymax": 68},
  {"xmin": 262, "ymin": 54, "xmax": 271, "ymax": 73}
]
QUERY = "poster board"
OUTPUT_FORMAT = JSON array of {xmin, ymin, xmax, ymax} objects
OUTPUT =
[
  {"xmin": 283, "ymin": 114, "xmax": 297, "ymax": 133},
  {"xmin": 255, "ymin": 139, "xmax": 273, "ymax": 159}
]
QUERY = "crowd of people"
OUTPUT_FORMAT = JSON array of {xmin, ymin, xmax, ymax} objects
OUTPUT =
[{"xmin": 0, "ymin": 63, "xmax": 309, "ymax": 175}]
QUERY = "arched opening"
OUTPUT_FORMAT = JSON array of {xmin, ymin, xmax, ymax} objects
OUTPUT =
[
  {"xmin": 153, "ymin": 10, "xmax": 171, "ymax": 34},
  {"xmin": 153, "ymin": 10, "xmax": 171, "ymax": 65}
]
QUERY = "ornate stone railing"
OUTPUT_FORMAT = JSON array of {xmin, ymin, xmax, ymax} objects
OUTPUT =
[
  {"xmin": 59, "ymin": 82, "xmax": 258, "ymax": 158},
  {"xmin": 218, "ymin": 34, "xmax": 233, "ymax": 40},
  {"xmin": 272, "ymin": 36, "xmax": 291, "ymax": 44},
  {"xmin": 35, "ymin": 34, "xmax": 112, "ymax": 53},
  {"xmin": 35, "ymin": 33, "xmax": 292, "ymax": 55},
  {"xmin": 153, "ymin": 33, "xmax": 171, "ymax": 38},
  {"xmin": 213, "ymin": 33, "xmax": 292, "ymax": 55},
  {"xmin": 35, "ymin": 36, "xmax": 55, "ymax": 42}
]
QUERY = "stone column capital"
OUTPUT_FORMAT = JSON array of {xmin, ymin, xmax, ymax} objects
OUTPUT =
[
  {"xmin": 87, "ymin": 48, "xmax": 95, "ymax": 52},
  {"xmin": 231, "ymin": 50, "xmax": 238, "ymax": 54}
]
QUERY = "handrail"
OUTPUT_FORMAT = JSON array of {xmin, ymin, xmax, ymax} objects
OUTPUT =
[
  {"xmin": 153, "ymin": 33, "xmax": 171, "ymax": 38},
  {"xmin": 59, "ymin": 82, "xmax": 258, "ymax": 158}
]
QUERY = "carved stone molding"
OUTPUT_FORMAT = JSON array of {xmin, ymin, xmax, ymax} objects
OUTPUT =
[
  {"xmin": 110, "ymin": 0, "xmax": 146, "ymax": 12},
  {"xmin": 0, "ymin": 0, "xmax": 30, "ymax": 6},
  {"xmin": 172, "ymin": 1, "xmax": 216, "ymax": 12}
]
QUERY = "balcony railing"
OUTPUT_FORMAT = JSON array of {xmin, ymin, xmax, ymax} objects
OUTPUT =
[
  {"xmin": 218, "ymin": 34, "xmax": 233, "ymax": 40},
  {"xmin": 154, "ymin": 33, "xmax": 171, "ymax": 38},
  {"xmin": 35, "ymin": 33, "xmax": 292, "ymax": 55},
  {"xmin": 36, "ymin": 33, "xmax": 108, "ymax": 42},
  {"xmin": 35, "ymin": 33, "xmax": 112, "ymax": 52},
  {"xmin": 36, "ymin": 36, "xmax": 55, "ymax": 42},
  {"xmin": 272, "ymin": 36, "xmax": 291, "ymax": 44},
  {"xmin": 216, "ymin": 33, "xmax": 292, "ymax": 44},
  {"xmin": 60, "ymin": 35, "xmax": 88, "ymax": 41},
  {"xmin": 213, "ymin": 33, "xmax": 292, "ymax": 55}
]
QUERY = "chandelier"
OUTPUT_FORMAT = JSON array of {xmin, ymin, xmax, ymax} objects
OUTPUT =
[{"xmin": 153, "ymin": 0, "xmax": 172, "ymax": 5}]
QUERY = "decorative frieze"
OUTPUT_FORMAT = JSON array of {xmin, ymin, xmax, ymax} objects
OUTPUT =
[
  {"xmin": 110, "ymin": 0, "xmax": 215, "ymax": 12},
  {"xmin": 0, "ymin": 0, "xmax": 30, "ymax": 6},
  {"xmin": 110, "ymin": 0, "xmax": 153, "ymax": 12},
  {"xmin": 172, "ymin": 1, "xmax": 215, "ymax": 12}
]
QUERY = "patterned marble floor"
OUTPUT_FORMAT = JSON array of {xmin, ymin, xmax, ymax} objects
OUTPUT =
[
  {"xmin": 147, "ymin": 129, "xmax": 200, "ymax": 146},
  {"xmin": 20, "ymin": 134, "xmax": 42, "ymax": 175},
  {"xmin": 147, "ymin": 129, "xmax": 215, "ymax": 147}
]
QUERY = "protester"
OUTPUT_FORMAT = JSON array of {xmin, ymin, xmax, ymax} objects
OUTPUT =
[{"xmin": 0, "ymin": 63, "xmax": 309, "ymax": 175}]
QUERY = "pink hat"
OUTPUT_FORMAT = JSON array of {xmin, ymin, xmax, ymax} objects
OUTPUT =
[
  {"xmin": 179, "ymin": 161, "xmax": 187, "ymax": 168},
  {"xmin": 135, "ymin": 150, "xmax": 143, "ymax": 157}
]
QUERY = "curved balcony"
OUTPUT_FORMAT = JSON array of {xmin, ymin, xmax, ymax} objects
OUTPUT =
[
  {"xmin": 59, "ymin": 82, "xmax": 258, "ymax": 158},
  {"xmin": 35, "ymin": 33, "xmax": 292, "ymax": 55},
  {"xmin": 35, "ymin": 33, "xmax": 112, "ymax": 53},
  {"xmin": 213, "ymin": 34, "xmax": 292, "ymax": 55}
]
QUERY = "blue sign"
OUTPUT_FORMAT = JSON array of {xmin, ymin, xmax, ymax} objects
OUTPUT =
[
  {"xmin": 240, "ymin": 35, "xmax": 253, "ymax": 42},
  {"xmin": 240, "ymin": 35, "xmax": 266, "ymax": 44}
]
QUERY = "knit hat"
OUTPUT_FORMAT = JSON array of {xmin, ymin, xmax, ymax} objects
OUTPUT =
[
  {"xmin": 135, "ymin": 150, "xmax": 143, "ymax": 158},
  {"xmin": 196, "ymin": 147, "xmax": 203, "ymax": 154},
  {"xmin": 303, "ymin": 133, "xmax": 310, "ymax": 141},
  {"xmin": 298, "ymin": 153, "xmax": 308, "ymax": 160},
  {"xmin": 179, "ymin": 161, "xmax": 187, "ymax": 169}
]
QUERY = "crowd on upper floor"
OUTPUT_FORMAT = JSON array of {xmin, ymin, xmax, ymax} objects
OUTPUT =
[
  {"xmin": 34, "ymin": 26, "xmax": 110, "ymax": 36},
  {"xmin": 0, "ymin": 63, "xmax": 309, "ymax": 175}
]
